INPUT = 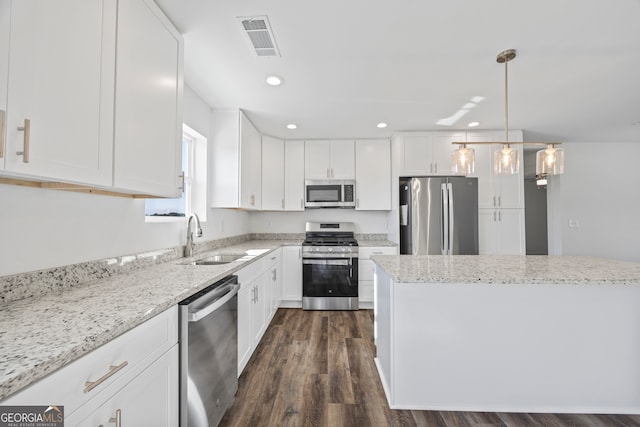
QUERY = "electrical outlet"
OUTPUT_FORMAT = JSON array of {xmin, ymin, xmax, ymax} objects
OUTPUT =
[{"xmin": 568, "ymin": 219, "xmax": 579, "ymax": 229}]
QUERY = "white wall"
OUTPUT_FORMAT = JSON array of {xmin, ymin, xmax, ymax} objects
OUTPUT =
[
  {"xmin": 547, "ymin": 142, "xmax": 640, "ymax": 262},
  {"xmin": 0, "ymin": 85, "xmax": 249, "ymax": 276},
  {"xmin": 249, "ymin": 210, "xmax": 389, "ymax": 234}
]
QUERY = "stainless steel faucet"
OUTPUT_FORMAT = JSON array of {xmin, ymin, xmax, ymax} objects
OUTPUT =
[{"xmin": 185, "ymin": 213, "xmax": 203, "ymax": 257}]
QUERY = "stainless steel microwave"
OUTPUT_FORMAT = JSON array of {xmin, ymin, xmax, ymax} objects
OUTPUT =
[{"xmin": 305, "ymin": 180, "xmax": 356, "ymax": 208}]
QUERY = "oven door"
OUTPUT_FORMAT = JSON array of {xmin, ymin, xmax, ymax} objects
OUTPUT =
[{"xmin": 302, "ymin": 256, "xmax": 358, "ymax": 297}]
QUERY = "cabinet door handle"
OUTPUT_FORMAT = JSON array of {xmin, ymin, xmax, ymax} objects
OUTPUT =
[
  {"xmin": 300, "ymin": 199, "xmax": 303, "ymax": 209},
  {"xmin": 178, "ymin": 172, "xmax": 185, "ymax": 192},
  {"xmin": 84, "ymin": 361, "xmax": 129, "ymax": 393},
  {"xmin": 326, "ymin": 168, "xmax": 330, "ymax": 178},
  {"xmin": 498, "ymin": 211, "xmax": 502, "ymax": 222},
  {"xmin": 0, "ymin": 110, "xmax": 5, "ymax": 159},
  {"xmin": 434, "ymin": 162, "xmax": 438, "ymax": 173},
  {"xmin": 493, "ymin": 211, "xmax": 497, "ymax": 222},
  {"xmin": 281, "ymin": 199, "xmax": 285, "ymax": 210},
  {"xmin": 330, "ymin": 168, "xmax": 334, "ymax": 178},
  {"xmin": 498, "ymin": 196, "xmax": 502, "ymax": 207},
  {"xmin": 109, "ymin": 409, "xmax": 122, "ymax": 427},
  {"xmin": 16, "ymin": 118, "xmax": 31, "ymax": 163}
]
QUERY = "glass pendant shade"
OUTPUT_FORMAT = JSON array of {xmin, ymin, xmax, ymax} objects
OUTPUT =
[
  {"xmin": 493, "ymin": 144, "xmax": 519, "ymax": 175},
  {"xmin": 451, "ymin": 145, "xmax": 475, "ymax": 175},
  {"xmin": 536, "ymin": 144, "xmax": 564, "ymax": 175}
]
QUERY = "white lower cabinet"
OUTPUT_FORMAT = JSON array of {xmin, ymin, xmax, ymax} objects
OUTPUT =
[
  {"xmin": 479, "ymin": 208, "xmax": 526, "ymax": 255},
  {"xmin": 71, "ymin": 346, "xmax": 178, "ymax": 426},
  {"xmin": 359, "ymin": 246, "xmax": 397, "ymax": 307},
  {"xmin": 281, "ymin": 246, "xmax": 302, "ymax": 307},
  {"xmin": 237, "ymin": 281, "xmax": 255, "ymax": 376},
  {"xmin": 236, "ymin": 250, "xmax": 282, "ymax": 375},
  {"xmin": 264, "ymin": 249, "xmax": 282, "ymax": 318},
  {"xmin": 1, "ymin": 306, "xmax": 179, "ymax": 425}
]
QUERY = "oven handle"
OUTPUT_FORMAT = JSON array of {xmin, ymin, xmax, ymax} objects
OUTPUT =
[
  {"xmin": 187, "ymin": 284, "xmax": 239, "ymax": 322},
  {"xmin": 303, "ymin": 259, "xmax": 351, "ymax": 266}
]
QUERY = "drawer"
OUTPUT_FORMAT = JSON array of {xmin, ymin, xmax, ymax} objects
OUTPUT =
[
  {"xmin": 265, "ymin": 248, "xmax": 281, "ymax": 267},
  {"xmin": 359, "ymin": 246, "xmax": 397, "ymax": 259},
  {"xmin": 3, "ymin": 306, "xmax": 178, "ymax": 417},
  {"xmin": 236, "ymin": 258, "xmax": 265, "ymax": 288}
]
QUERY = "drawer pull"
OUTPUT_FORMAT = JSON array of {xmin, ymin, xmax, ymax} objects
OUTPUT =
[
  {"xmin": 84, "ymin": 361, "xmax": 128, "ymax": 393},
  {"xmin": 109, "ymin": 409, "xmax": 122, "ymax": 427}
]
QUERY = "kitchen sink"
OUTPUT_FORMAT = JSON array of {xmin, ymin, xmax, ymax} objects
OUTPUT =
[{"xmin": 191, "ymin": 254, "xmax": 244, "ymax": 265}]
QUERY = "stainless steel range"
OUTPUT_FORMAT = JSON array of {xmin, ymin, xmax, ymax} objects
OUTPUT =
[{"xmin": 302, "ymin": 222, "xmax": 359, "ymax": 310}]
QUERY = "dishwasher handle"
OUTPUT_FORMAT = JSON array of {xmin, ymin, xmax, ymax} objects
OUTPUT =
[{"xmin": 187, "ymin": 283, "xmax": 239, "ymax": 322}]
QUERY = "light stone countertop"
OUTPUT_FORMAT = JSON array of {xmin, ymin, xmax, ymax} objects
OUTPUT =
[
  {"xmin": 371, "ymin": 254, "xmax": 640, "ymax": 285},
  {"xmin": 0, "ymin": 240, "xmax": 299, "ymax": 401}
]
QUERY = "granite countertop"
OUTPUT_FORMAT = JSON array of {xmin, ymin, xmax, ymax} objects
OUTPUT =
[
  {"xmin": 371, "ymin": 254, "xmax": 640, "ymax": 285},
  {"xmin": 0, "ymin": 240, "xmax": 299, "ymax": 401}
]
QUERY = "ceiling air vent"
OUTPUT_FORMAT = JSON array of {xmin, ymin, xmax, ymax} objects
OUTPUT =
[{"xmin": 237, "ymin": 15, "xmax": 281, "ymax": 57}]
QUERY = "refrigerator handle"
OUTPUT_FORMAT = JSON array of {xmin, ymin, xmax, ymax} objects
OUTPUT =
[
  {"xmin": 441, "ymin": 183, "xmax": 448, "ymax": 255},
  {"xmin": 447, "ymin": 182, "xmax": 454, "ymax": 255}
]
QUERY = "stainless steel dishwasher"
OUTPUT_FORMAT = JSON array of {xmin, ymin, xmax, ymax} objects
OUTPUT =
[{"xmin": 179, "ymin": 275, "xmax": 239, "ymax": 427}]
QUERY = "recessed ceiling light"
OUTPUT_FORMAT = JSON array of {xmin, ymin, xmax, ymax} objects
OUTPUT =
[
  {"xmin": 468, "ymin": 121, "xmax": 480, "ymax": 127},
  {"xmin": 286, "ymin": 124, "xmax": 297, "ymax": 130},
  {"xmin": 377, "ymin": 122, "xmax": 388, "ymax": 128},
  {"xmin": 266, "ymin": 75, "xmax": 283, "ymax": 86}
]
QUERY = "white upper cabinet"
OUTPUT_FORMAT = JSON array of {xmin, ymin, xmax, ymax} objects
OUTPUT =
[
  {"xmin": 261, "ymin": 135, "xmax": 285, "ymax": 210},
  {"xmin": 0, "ymin": 0, "xmax": 183, "ymax": 197},
  {"xmin": 240, "ymin": 113, "xmax": 262, "ymax": 209},
  {"xmin": 112, "ymin": 0, "xmax": 183, "ymax": 197},
  {"xmin": 211, "ymin": 109, "xmax": 262, "ymax": 209},
  {"xmin": 304, "ymin": 140, "xmax": 355, "ymax": 180},
  {"xmin": 396, "ymin": 132, "xmax": 465, "ymax": 176},
  {"xmin": 397, "ymin": 134, "xmax": 431, "ymax": 176},
  {"xmin": 355, "ymin": 139, "xmax": 391, "ymax": 210},
  {"xmin": 261, "ymin": 138, "xmax": 305, "ymax": 211},
  {"xmin": 284, "ymin": 140, "xmax": 305, "ymax": 211},
  {"xmin": 1, "ymin": 0, "xmax": 116, "ymax": 185},
  {"xmin": 431, "ymin": 131, "xmax": 466, "ymax": 174},
  {"xmin": 468, "ymin": 130, "xmax": 524, "ymax": 209}
]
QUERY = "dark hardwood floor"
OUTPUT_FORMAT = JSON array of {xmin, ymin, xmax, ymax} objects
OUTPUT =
[{"xmin": 221, "ymin": 309, "xmax": 640, "ymax": 427}]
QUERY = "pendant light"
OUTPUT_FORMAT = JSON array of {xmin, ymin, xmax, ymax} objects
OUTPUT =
[
  {"xmin": 451, "ymin": 143, "xmax": 475, "ymax": 174},
  {"xmin": 450, "ymin": 49, "xmax": 564, "ymax": 177},
  {"xmin": 536, "ymin": 143, "xmax": 564, "ymax": 175},
  {"xmin": 494, "ymin": 49, "xmax": 518, "ymax": 175}
]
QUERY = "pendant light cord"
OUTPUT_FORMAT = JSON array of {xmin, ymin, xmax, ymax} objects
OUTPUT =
[{"xmin": 504, "ymin": 58, "xmax": 509, "ymax": 145}]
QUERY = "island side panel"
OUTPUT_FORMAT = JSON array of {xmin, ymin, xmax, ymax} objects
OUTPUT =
[
  {"xmin": 391, "ymin": 282, "xmax": 640, "ymax": 414},
  {"xmin": 374, "ymin": 265, "xmax": 394, "ymax": 404}
]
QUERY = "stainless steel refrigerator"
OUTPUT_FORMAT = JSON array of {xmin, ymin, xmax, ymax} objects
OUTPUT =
[{"xmin": 399, "ymin": 176, "xmax": 479, "ymax": 255}]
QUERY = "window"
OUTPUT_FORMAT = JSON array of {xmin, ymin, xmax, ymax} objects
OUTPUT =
[{"xmin": 145, "ymin": 124, "xmax": 207, "ymax": 221}]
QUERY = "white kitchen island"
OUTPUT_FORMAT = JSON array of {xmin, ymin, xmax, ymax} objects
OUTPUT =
[{"xmin": 372, "ymin": 255, "xmax": 640, "ymax": 414}]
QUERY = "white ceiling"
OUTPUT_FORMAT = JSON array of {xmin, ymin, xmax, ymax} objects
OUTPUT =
[{"xmin": 155, "ymin": 0, "xmax": 640, "ymax": 143}]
